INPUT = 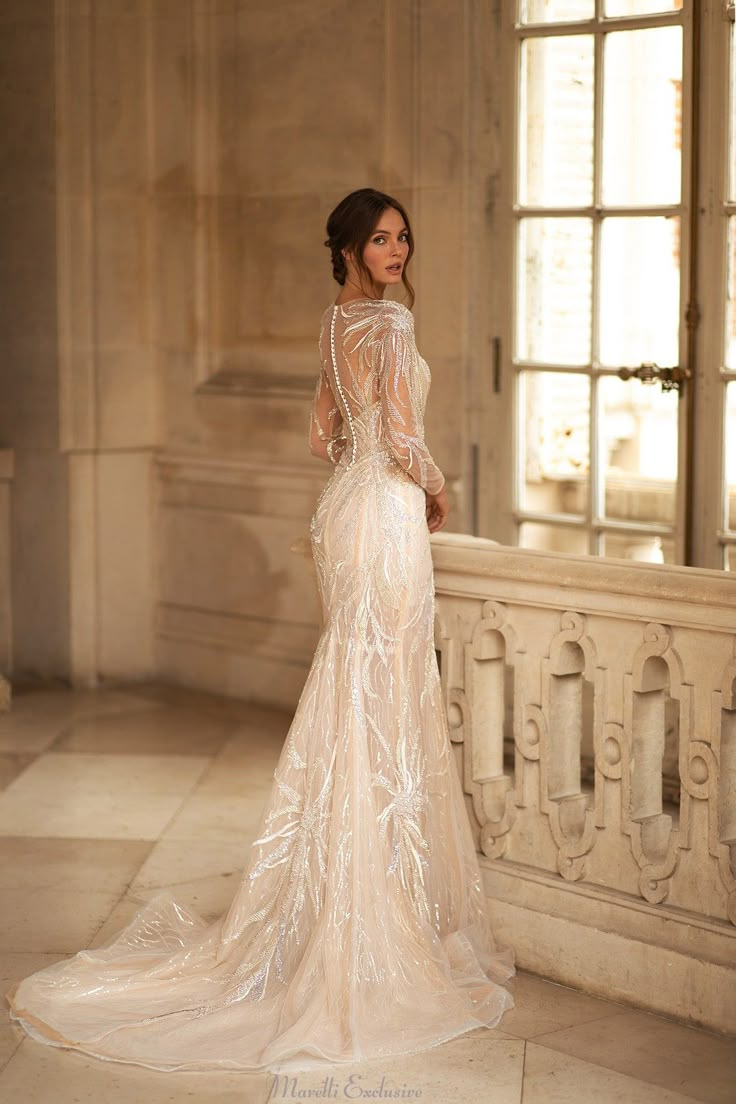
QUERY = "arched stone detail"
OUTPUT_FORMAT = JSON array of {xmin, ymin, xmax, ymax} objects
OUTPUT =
[
  {"xmin": 625, "ymin": 622, "xmax": 693, "ymax": 907},
  {"xmin": 538, "ymin": 610, "xmax": 600, "ymax": 882},
  {"xmin": 462, "ymin": 599, "xmax": 521, "ymax": 859}
]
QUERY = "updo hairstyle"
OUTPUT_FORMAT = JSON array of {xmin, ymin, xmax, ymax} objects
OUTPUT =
[{"xmin": 324, "ymin": 187, "xmax": 416, "ymax": 308}]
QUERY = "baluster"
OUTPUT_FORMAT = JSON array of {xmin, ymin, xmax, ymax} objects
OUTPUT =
[
  {"xmin": 464, "ymin": 601, "xmax": 517, "ymax": 857},
  {"xmin": 549, "ymin": 643, "xmax": 585, "ymax": 801},
  {"xmin": 631, "ymin": 655, "xmax": 669, "ymax": 824}
]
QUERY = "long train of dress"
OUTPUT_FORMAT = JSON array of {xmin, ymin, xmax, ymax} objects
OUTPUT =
[{"xmin": 6, "ymin": 298, "xmax": 515, "ymax": 1072}]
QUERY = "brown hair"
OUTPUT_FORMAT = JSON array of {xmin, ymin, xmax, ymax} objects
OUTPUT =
[{"xmin": 324, "ymin": 188, "xmax": 416, "ymax": 309}]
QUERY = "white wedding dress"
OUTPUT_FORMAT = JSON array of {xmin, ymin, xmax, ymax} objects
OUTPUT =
[{"xmin": 6, "ymin": 298, "xmax": 515, "ymax": 1073}]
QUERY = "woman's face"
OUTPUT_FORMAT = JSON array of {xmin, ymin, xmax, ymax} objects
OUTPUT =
[{"xmin": 345, "ymin": 206, "xmax": 410, "ymax": 293}]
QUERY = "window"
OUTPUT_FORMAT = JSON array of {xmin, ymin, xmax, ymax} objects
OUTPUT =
[
  {"xmin": 491, "ymin": 0, "xmax": 735, "ymax": 567},
  {"xmin": 721, "ymin": 7, "xmax": 736, "ymax": 567}
]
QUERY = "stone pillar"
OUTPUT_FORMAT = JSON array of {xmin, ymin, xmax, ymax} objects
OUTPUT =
[
  {"xmin": 0, "ymin": 4, "xmax": 70, "ymax": 681},
  {"xmin": 0, "ymin": 448, "xmax": 13, "ymax": 708},
  {"xmin": 56, "ymin": 1, "xmax": 156, "ymax": 684}
]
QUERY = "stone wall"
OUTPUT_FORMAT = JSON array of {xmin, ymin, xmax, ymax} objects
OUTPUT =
[
  {"xmin": 0, "ymin": 2, "xmax": 69, "ymax": 678},
  {"xmin": 148, "ymin": 0, "xmax": 497, "ymax": 702},
  {"xmin": 1, "ymin": 0, "xmax": 500, "ymax": 700}
]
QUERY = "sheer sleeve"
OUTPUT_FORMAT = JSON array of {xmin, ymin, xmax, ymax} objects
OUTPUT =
[
  {"xmin": 308, "ymin": 363, "xmax": 348, "ymax": 465},
  {"xmin": 373, "ymin": 313, "xmax": 446, "ymax": 495}
]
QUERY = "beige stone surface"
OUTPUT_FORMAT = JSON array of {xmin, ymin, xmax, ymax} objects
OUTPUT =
[
  {"xmin": 1, "ymin": 0, "xmax": 481, "ymax": 689},
  {"xmin": 0, "ymin": 753, "xmax": 34, "ymax": 789},
  {"xmin": 157, "ymin": 635, "xmax": 316, "ymax": 708},
  {"xmin": 195, "ymin": 736, "xmax": 285, "ymax": 798},
  {"xmin": 116, "ymin": 680, "xmax": 278, "ymax": 725},
  {"xmin": 484, "ymin": 893, "xmax": 736, "ymax": 1035},
  {"xmin": 430, "ymin": 533, "xmax": 736, "ymax": 1034},
  {"xmin": 96, "ymin": 452, "xmax": 155, "ymax": 680},
  {"xmin": 0, "ymin": 837, "xmax": 152, "ymax": 895},
  {"xmin": 0, "ymin": 686, "xmax": 157, "ymax": 753},
  {"xmin": 6, "ymin": 451, "xmax": 70, "ymax": 678},
  {"xmin": 53, "ymin": 704, "xmax": 233, "ymax": 757},
  {"xmin": 491, "ymin": 970, "xmax": 626, "ymax": 1040},
  {"xmin": 273, "ymin": 1034, "xmax": 526, "ymax": 1104},
  {"xmin": 0, "ymin": 683, "xmax": 730, "ymax": 1100},
  {"xmin": 128, "ymin": 837, "xmax": 252, "ymax": 893},
  {"xmin": 0, "ymin": 752, "xmax": 209, "ymax": 840},
  {"xmin": 96, "ymin": 348, "xmax": 157, "ymax": 450},
  {"xmin": 159, "ymin": 789, "xmax": 270, "ymax": 846},
  {"xmin": 522, "ymin": 1043, "xmax": 704, "ymax": 1104},
  {"xmin": 0, "ymin": 9, "xmax": 67, "ymax": 679},
  {"xmin": 0, "ymin": 1042, "xmax": 274, "ymax": 1103},
  {"xmin": 530, "ymin": 1011, "xmax": 736, "ymax": 1104},
  {"xmin": 0, "ymin": 451, "xmax": 11, "ymax": 678},
  {"xmin": 0, "ymin": 889, "xmax": 124, "ymax": 955},
  {"xmin": 6, "ymin": 0, "xmax": 469, "ymax": 698}
]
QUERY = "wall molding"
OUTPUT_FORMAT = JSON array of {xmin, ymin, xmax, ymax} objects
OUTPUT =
[{"xmin": 156, "ymin": 602, "xmax": 316, "ymax": 668}]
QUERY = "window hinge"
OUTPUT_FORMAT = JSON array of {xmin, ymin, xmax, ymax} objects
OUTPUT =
[
  {"xmin": 726, "ymin": 2, "xmax": 735, "ymax": 23},
  {"xmin": 492, "ymin": 336, "xmax": 502, "ymax": 394}
]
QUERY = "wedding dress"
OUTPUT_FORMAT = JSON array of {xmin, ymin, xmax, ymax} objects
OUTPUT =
[{"xmin": 6, "ymin": 297, "xmax": 515, "ymax": 1073}]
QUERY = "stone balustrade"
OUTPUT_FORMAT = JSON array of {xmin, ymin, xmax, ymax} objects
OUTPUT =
[{"xmin": 431, "ymin": 532, "xmax": 736, "ymax": 1035}]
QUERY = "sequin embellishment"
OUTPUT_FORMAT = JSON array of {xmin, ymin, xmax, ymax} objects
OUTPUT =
[{"xmin": 5, "ymin": 297, "xmax": 515, "ymax": 1072}]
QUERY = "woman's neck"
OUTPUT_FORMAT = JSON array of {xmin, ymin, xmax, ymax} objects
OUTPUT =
[{"xmin": 334, "ymin": 281, "xmax": 385, "ymax": 305}]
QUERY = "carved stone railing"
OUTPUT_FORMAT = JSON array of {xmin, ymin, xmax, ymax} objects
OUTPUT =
[{"xmin": 431, "ymin": 533, "xmax": 736, "ymax": 1035}]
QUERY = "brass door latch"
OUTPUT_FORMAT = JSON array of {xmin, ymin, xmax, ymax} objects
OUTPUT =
[{"xmin": 615, "ymin": 363, "xmax": 691, "ymax": 393}]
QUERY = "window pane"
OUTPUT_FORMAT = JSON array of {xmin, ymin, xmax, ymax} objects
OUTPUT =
[
  {"xmin": 519, "ymin": 370, "xmax": 590, "ymax": 511},
  {"xmin": 520, "ymin": 0, "xmax": 594, "ymax": 23},
  {"xmin": 601, "ymin": 532, "xmax": 675, "ymax": 564},
  {"xmin": 605, "ymin": 0, "xmax": 682, "ymax": 16},
  {"xmin": 727, "ymin": 217, "xmax": 736, "ymax": 370},
  {"xmin": 517, "ymin": 218, "xmax": 592, "ymax": 364},
  {"xmin": 727, "ymin": 546, "xmax": 736, "ymax": 572},
  {"xmin": 602, "ymin": 28, "xmax": 682, "ymax": 207},
  {"xmin": 519, "ymin": 36, "xmax": 594, "ymax": 207},
  {"xmin": 519, "ymin": 521, "xmax": 589, "ymax": 555},
  {"xmin": 598, "ymin": 216, "xmax": 680, "ymax": 367},
  {"xmin": 725, "ymin": 382, "xmax": 736, "ymax": 531},
  {"xmin": 599, "ymin": 376, "xmax": 678, "ymax": 526}
]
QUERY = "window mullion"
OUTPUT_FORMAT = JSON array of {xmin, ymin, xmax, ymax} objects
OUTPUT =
[{"xmin": 688, "ymin": 0, "xmax": 730, "ymax": 567}]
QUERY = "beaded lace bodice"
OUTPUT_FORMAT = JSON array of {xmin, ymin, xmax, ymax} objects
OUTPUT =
[{"xmin": 309, "ymin": 298, "xmax": 446, "ymax": 495}]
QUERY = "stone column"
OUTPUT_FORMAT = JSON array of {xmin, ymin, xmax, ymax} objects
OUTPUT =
[{"xmin": 0, "ymin": 448, "xmax": 13, "ymax": 708}]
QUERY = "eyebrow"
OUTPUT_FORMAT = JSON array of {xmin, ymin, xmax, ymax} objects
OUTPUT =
[{"xmin": 372, "ymin": 227, "xmax": 408, "ymax": 235}]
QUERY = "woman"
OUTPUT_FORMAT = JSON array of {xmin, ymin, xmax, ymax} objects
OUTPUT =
[{"xmin": 6, "ymin": 188, "xmax": 515, "ymax": 1073}]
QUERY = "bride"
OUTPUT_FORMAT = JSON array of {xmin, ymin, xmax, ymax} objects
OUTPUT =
[{"xmin": 6, "ymin": 187, "xmax": 515, "ymax": 1073}]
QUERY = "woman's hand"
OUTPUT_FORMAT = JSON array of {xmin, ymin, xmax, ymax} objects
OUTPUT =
[{"xmin": 425, "ymin": 484, "xmax": 450, "ymax": 534}]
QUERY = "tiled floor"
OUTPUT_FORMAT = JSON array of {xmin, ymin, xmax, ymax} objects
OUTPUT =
[{"xmin": 0, "ymin": 680, "xmax": 733, "ymax": 1103}]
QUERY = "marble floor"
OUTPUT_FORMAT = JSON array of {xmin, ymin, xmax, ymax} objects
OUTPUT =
[{"xmin": 0, "ymin": 680, "xmax": 733, "ymax": 1104}]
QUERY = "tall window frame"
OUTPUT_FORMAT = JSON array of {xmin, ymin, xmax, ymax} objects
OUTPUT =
[{"xmin": 486, "ymin": 0, "xmax": 736, "ymax": 570}]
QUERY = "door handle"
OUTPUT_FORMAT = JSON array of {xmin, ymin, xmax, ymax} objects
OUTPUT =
[{"xmin": 615, "ymin": 363, "xmax": 691, "ymax": 393}]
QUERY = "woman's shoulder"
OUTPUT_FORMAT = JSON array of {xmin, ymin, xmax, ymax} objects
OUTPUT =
[
  {"xmin": 326, "ymin": 298, "xmax": 414, "ymax": 318},
  {"xmin": 327, "ymin": 298, "xmax": 414, "ymax": 335},
  {"xmin": 378, "ymin": 300, "xmax": 414, "ymax": 323},
  {"xmin": 371, "ymin": 300, "xmax": 414, "ymax": 339}
]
